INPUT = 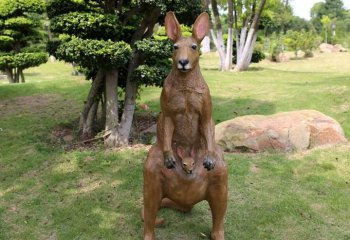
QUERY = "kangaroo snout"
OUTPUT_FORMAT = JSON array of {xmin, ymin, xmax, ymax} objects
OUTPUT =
[{"xmin": 178, "ymin": 59, "xmax": 190, "ymax": 70}]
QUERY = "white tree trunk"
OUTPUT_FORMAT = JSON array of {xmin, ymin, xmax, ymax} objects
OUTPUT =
[
  {"xmin": 224, "ymin": 0, "xmax": 234, "ymax": 71},
  {"xmin": 210, "ymin": 29, "xmax": 226, "ymax": 70},
  {"xmin": 234, "ymin": 0, "xmax": 266, "ymax": 72},
  {"xmin": 234, "ymin": 29, "xmax": 257, "ymax": 71},
  {"xmin": 223, "ymin": 27, "xmax": 233, "ymax": 71},
  {"xmin": 237, "ymin": 26, "xmax": 248, "ymax": 62}
]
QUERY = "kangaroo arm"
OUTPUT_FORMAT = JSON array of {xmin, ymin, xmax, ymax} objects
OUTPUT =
[
  {"xmin": 200, "ymin": 93, "xmax": 215, "ymax": 153},
  {"xmin": 162, "ymin": 115, "xmax": 175, "ymax": 153}
]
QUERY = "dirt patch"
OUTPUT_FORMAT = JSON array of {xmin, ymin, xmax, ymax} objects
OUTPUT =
[
  {"xmin": 250, "ymin": 164, "xmax": 261, "ymax": 173},
  {"xmin": 0, "ymin": 94, "xmax": 65, "ymax": 116}
]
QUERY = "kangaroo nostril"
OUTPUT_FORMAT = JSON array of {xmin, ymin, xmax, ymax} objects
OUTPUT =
[{"xmin": 179, "ymin": 59, "xmax": 189, "ymax": 66}]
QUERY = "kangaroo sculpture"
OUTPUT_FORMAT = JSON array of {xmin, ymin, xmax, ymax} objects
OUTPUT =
[{"xmin": 143, "ymin": 12, "xmax": 228, "ymax": 240}]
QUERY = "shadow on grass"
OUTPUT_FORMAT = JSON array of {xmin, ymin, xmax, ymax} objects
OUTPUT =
[{"xmin": 211, "ymin": 97, "xmax": 276, "ymax": 123}]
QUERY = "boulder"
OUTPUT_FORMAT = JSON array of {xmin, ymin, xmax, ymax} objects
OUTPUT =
[
  {"xmin": 276, "ymin": 52, "xmax": 290, "ymax": 62},
  {"xmin": 334, "ymin": 44, "xmax": 347, "ymax": 52},
  {"xmin": 319, "ymin": 43, "xmax": 335, "ymax": 53},
  {"xmin": 319, "ymin": 43, "xmax": 347, "ymax": 53},
  {"xmin": 215, "ymin": 110, "xmax": 347, "ymax": 152}
]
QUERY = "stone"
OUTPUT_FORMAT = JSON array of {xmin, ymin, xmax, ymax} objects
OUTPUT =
[
  {"xmin": 334, "ymin": 44, "xmax": 347, "ymax": 52},
  {"xmin": 276, "ymin": 52, "xmax": 290, "ymax": 62},
  {"xmin": 215, "ymin": 110, "xmax": 347, "ymax": 152},
  {"xmin": 319, "ymin": 43, "xmax": 347, "ymax": 53},
  {"xmin": 319, "ymin": 43, "xmax": 335, "ymax": 53}
]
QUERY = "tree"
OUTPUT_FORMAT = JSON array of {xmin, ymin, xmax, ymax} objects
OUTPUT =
[
  {"xmin": 311, "ymin": 0, "xmax": 345, "ymax": 33},
  {"xmin": 284, "ymin": 30, "xmax": 301, "ymax": 57},
  {"xmin": 205, "ymin": 0, "xmax": 268, "ymax": 71},
  {"xmin": 0, "ymin": 0, "xmax": 48, "ymax": 83},
  {"xmin": 321, "ymin": 15, "xmax": 332, "ymax": 43},
  {"xmin": 47, "ymin": 0, "xmax": 202, "ymax": 146},
  {"xmin": 205, "ymin": 0, "xmax": 227, "ymax": 71},
  {"xmin": 284, "ymin": 30, "xmax": 320, "ymax": 58},
  {"xmin": 234, "ymin": 0, "xmax": 267, "ymax": 71}
]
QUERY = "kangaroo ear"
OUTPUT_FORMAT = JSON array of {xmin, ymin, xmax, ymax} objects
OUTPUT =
[
  {"xmin": 192, "ymin": 12, "xmax": 209, "ymax": 43},
  {"xmin": 176, "ymin": 146, "xmax": 186, "ymax": 159},
  {"xmin": 165, "ymin": 11, "xmax": 182, "ymax": 42},
  {"xmin": 190, "ymin": 147, "xmax": 196, "ymax": 158}
]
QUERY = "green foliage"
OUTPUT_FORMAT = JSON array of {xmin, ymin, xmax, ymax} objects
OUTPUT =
[
  {"xmin": 50, "ymin": 12, "xmax": 121, "ymax": 40},
  {"xmin": 0, "ymin": 0, "xmax": 47, "ymax": 81},
  {"xmin": 46, "ymin": 0, "xmax": 88, "ymax": 19},
  {"xmin": 55, "ymin": 36, "xmax": 131, "ymax": 70},
  {"xmin": 299, "ymin": 31, "xmax": 321, "ymax": 57},
  {"xmin": 284, "ymin": 30, "xmax": 320, "ymax": 58},
  {"xmin": 4, "ymin": 17, "xmax": 36, "ymax": 30},
  {"xmin": 311, "ymin": 0, "xmax": 346, "ymax": 32},
  {"xmin": 284, "ymin": 30, "xmax": 301, "ymax": 56},
  {"xmin": 0, "ymin": 0, "xmax": 45, "ymax": 18},
  {"xmin": 0, "ymin": 35, "xmax": 14, "ymax": 49},
  {"xmin": 155, "ymin": 24, "xmax": 192, "ymax": 40},
  {"xmin": 233, "ymin": 48, "xmax": 265, "ymax": 64},
  {"xmin": 134, "ymin": 38, "xmax": 172, "ymax": 87},
  {"xmin": 0, "ymin": 52, "xmax": 47, "ymax": 70}
]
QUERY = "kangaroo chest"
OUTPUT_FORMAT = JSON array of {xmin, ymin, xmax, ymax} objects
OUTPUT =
[{"xmin": 166, "ymin": 89, "xmax": 204, "ymax": 114}]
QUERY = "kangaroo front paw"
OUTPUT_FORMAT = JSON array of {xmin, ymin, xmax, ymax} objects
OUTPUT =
[
  {"xmin": 203, "ymin": 154, "xmax": 216, "ymax": 171},
  {"xmin": 164, "ymin": 151, "xmax": 176, "ymax": 169}
]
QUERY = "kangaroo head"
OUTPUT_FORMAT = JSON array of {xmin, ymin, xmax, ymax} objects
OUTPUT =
[
  {"xmin": 165, "ymin": 11, "xmax": 209, "ymax": 73},
  {"xmin": 177, "ymin": 146, "xmax": 196, "ymax": 174}
]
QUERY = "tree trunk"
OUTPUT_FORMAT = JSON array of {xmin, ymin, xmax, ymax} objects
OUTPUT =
[
  {"xmin": 210, "ymin": 0, "xmax": 226, "ymax": 70},
  {"xmin": 14, "ymin": 68, "xmax": 20, "ymax": 83},
  {"xmin": 19, "ymin": 69, "xmax": 25, "ymax": 83},
  {"xmin": 224, "ymin": 0, "xmax": 234, "ymax": 71},
  {"xmin": 234, "ymin": 0, "xmax": 266, "ymax": 72},
  {"xmin": 84, "ymin": 97, "xmax": 99, "ymax": 139},
  {"xmin": 104, "ymin": 70, "xmax": 120, "ymax": 147},
  {"xmin": 210, "ymin": 29, "xmax": 226, "ymax": 69},
  {"xmin": 237, "ymin": 21, "xmax": 248, "ymax": 62},
  {"xmin": 116, "ymin": 56, "xmax": 139, "ymax": 146},
  {"xmin": 101, "ymin": 89, "xmax": 107, "ymax": 128},
  {"xmin": 79, "ymin": 69, "xmax": 105, "ymax": 140},
  {"xmin": 5, "ymin": 68, "xmax": 14, "ymax": 83},
  {"xmin": 114, "ymin": 7, "xmax": 161, "ymax": 147},
  {"xmin": 233, "ymin": 0, "xmax": 240, "ymax": 64}
]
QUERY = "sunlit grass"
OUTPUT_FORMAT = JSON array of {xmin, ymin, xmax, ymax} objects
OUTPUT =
[{"xmin": 0, "ymin": 52, "xmax": 350, "ymax": 239}]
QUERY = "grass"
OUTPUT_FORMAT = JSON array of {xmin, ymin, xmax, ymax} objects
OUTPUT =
[{"xmin": 0, "ymin": 52, "xmax": 350, "ymax": 240}]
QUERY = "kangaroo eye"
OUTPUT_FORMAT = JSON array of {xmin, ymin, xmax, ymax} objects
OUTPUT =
[
  {"xmin": 183, "ymin": 163, "xmax": 187, "ymax": 166},
  {"xmin": 191, "ymin": 44, "xmax": 197, "ymax": 50},
  {"xmin": 173, "ymin": 44, "xmax": 179, "ymax": 50}
]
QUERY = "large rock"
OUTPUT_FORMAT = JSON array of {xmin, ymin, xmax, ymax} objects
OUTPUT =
[
  {"xmin": 215, "ymin": 110, "xmax": 347, "ymax": 152},
  {"xmin": 319, "ymin": 43, "xmax": 347, "ymax": 53},
  {"xmin": 334, "ymin": 44, "xmax": 347, "ymax": 52},
  {"xmin": 276, "ymin": 52, "xmax": 290, "ymax": 62}
]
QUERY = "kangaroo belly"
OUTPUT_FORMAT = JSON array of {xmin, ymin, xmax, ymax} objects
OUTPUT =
[
  {"xmin": 172, "ymin": 113, "xmax": 200, "ymax": 145},
  {"xmin": 162, "ymin": 169, "xmax": 208, "ymax": 207}
]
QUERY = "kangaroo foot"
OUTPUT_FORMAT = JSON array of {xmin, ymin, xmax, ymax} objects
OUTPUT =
[
  {"xmin": 203, "ymin": 153, "xmax": 216, "ymax": 171},
  {"xmin": 164, "ymin": 151, "xmax": 176, "ymax": 169}
]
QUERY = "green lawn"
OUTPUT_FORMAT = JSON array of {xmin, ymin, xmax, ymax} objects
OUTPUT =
[{"xmin": 0, "ymin": 53, "xmax": 349, "ymax": 240}]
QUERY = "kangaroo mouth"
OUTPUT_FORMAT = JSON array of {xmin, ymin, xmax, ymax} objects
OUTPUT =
[{"xmin": 178, "ymin": 67, "xmax": 191, "ymax": 72}]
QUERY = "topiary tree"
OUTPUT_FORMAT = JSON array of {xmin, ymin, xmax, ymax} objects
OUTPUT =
[
  {"xmin": 284, "ymin": 30, "xmax": 320, "ymax": 58},
  {"xmin": 0, "ymin": 0, "xmax": 48, "ymax": 83},
  {"xmin": 47, "ymin": 0, "xmax": 202, "ymax": 146}
]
